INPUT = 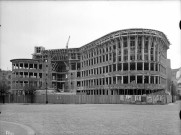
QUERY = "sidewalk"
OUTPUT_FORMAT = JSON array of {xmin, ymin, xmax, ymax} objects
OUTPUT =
[{"xmin": 0, "ymin": 121, "xmax": 36, "ymax": 135}]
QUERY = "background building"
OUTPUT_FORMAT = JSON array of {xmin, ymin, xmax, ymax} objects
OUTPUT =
[
  {"xmin": 10, "ymin": 28, "xmax": 171, "ymax": 95},
  {"xmin": 172, "ymin": 67, "xmax": 181, "ymax": 96},
  {"xmin": 176, "ymin": 68, "xmax": 181, "ymax": 96}
]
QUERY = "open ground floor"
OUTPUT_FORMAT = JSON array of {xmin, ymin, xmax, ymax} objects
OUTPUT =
[{"xmin": 77, "ymin": 88, "xmax": 165, "ymax": 95}]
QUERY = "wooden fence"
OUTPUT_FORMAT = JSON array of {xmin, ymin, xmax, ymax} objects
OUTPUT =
[{"xmin": 0, "ymin": 94, "xmax": 173, "ymax": 104}]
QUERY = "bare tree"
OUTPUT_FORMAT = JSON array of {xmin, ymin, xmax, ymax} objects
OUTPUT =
[
  {"xmin": 23, "ymin": 84, "xmax": 37, "ymax": 95},
  {"xmin": 23, "ymin": 84, "xmax": 37, "ymax": 103},
  {"xmin": 0, "ymin": 81, "xmax": 10, "ymax": 103}
]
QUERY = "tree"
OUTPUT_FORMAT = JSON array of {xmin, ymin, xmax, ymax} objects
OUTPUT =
[
  {"xmin": 23, "ymin": 84, "xmax": 37, "ymax": 95},
  {"xmin": 0, "ymin": 81, "xmax": 10, "ymax": 95},
  {"xmin": 171, "ymin": 82, "xmax": 178, "ymax": 96},
  {"xmin": 171, "ymin": 81, "xmax": 178, "ymax": 102},
  {"xmin": 0, "ymin": 81, "xmax": 10, "ymax": 103},
  {"xmin": 23, "ymin": 84, "xmax": 37, "ymax": 103}
]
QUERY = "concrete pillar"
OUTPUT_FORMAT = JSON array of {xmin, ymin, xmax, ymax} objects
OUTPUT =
[
  {"xmin": 142, "ymin": 36, "xmax": 144, "ymax": 60},
  {"xmin": 148, "ymin": 75, "xmax": 150, "ymax": 84},
  {"xmin": 121, "ymin": 76, "xmax": 123, "ymax": 84},
  {"xmin": 108, "ymin": 89, "xmax": 111, "ymax": 95},
  {"xmin": 108, "ymin": 77, "xmax": 110, "ymax": 85},
  {"xmin": 135, "ymin": 36, "xmax": 138, "ymax": 60},
  {"xmin": 115, "ymin": 39, "xmax": 118, "ymax": 63},
  {"xmin": 116, "ymin": 76, "xmax": 118, "ymax": 84},
  {"xmin": 75, "ymin": 62, "xmax": 77, "ymax": 70},
  {"xmin": 120, "ymin": 37, "xmax": 124, "ymax": 62},
  {"xmin": 154, "ymin": 76, "xmax": 156, "ymax": 84},
  {"xmin": 128, "ymin": 36, "xmax": 130, "ymax": 61},
  {"xmin": 107, "ymin": 66, "xmax": 109, "ymax": 73},
  {"xmin": 148, "ymin": 37, "xmax": 151, "ymax": 61},
  {"xmin": 157, "ymin": 40, "xmax": 160, "ymax": 62},
  {"xmin": 153, "ymin": 38, "xmax": 156, "ymax": 61}
]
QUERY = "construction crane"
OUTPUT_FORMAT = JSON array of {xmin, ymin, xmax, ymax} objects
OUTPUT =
[
  {"xmin": 63, "ymin": 36, "xmax": 70, "ymax": 92},
  {"xmin": 64, "ymin": 36, "xmax": 70, "ymax": 71},
  {"xmin": 66, "ymin": 36, "xmax": 70, "ymax": 50}
]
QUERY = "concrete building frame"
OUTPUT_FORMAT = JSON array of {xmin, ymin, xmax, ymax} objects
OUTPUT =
[{"xmin": 10, "ymin": 28, "xmax": 171, "ymax": 95}]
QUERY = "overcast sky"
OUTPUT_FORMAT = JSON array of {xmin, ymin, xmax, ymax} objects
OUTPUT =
[{"xmin": 0, "ymin": 1, "xmax": 180, "ymax": 70}]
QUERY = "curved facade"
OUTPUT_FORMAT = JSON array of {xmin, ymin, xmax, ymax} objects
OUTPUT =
[
  {"xmin": 77, "ymin": 29, "xmax": 170, "ymax": 95},
  {"xmin": 10, "ymin": 59, "xmax": 45, "ymax": 94},
  {"xmin": 10, "ymin": 28, "xmax": 171, "ymax": 95}
]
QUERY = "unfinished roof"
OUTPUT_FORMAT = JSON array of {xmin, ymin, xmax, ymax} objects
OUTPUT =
[{"xmin": 80, "ymin": 28, "xmax": 170, "ymax": 51}]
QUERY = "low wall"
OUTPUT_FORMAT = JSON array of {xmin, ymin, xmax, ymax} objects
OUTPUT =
[{"xmin": 0, "ymin": 94, "xmax": 173, "ymax": 104}]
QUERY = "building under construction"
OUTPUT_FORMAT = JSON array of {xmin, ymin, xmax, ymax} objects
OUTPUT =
[{"xmin": 10, "ymin": 28, "xmax": 172, "ymax": 95}]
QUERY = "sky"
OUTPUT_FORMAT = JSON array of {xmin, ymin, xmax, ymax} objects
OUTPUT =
[{"xmin": 0, "ymin": 1, "xmax": 180, "ymax": 70}]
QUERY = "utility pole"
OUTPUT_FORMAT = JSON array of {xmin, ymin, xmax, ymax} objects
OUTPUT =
[
  {"xmin": 46, "ymin": 79, "xmax": 48, "ymax": 104},
  {"xmin": 45, "ymin": 58, "xmax": 48, "ymax": 104},
  {"xmin": 171, "ymin": 81, "xmax": 174, "ymax": 103}
]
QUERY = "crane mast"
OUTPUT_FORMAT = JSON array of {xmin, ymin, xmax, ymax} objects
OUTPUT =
[
  {"xmin": 64, "ymin": 36, "xmax": 70, "ymax": 70},
  {"xmin": 64, "ymin": 36, "xmax": 70, "ymax": 92}
]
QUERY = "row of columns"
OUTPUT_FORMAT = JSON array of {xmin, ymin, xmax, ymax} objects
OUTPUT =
[
  {"xmin": 69, "ymin": 62, "xmax": 81, "ymax": 70},
  {"xmin": 81, "ymin": 75, "xmax": 160, "ymax": 87},
  {"xmin": 52, "ymin": 73, "xmax": 66, "ymax": 81},
  {"xmin": 81, "ymin": 62, "xmax": 160, "ymax": 77},
  {"xmin": 12, "ymin": 63, "xmax": 42, "ymax": 70},
  {"xmin": 12, "ymin": 81, "xmax": 40, "ymax": 89},
  {"xmin": 81, "ymin": 36, "xmax": 160, "ymax": 68},
  {"xmin": 14, "ymin": 72, "xmax": 42, "ymax": 78},
  {"xmin": 79, "ymin": 89, "xmax": 161, "ymax": 95}
]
